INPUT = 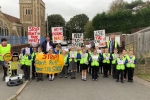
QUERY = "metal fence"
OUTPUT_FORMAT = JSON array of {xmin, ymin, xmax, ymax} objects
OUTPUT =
[
  {"xmin": 0, "ymin": 36, "xmax": 46, "ymax": 46},
  {"xmin": 125, "ymin": 27, "xmax": 150, "ymax": 58}
]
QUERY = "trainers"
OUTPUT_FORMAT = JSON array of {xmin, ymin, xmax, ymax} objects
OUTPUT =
[
  {"xmin": 92, "ymin": 79, "xmax": 95, "ymax": 81},
  {"xmin": 59, "ymin": 76, "xmax": 62, "ymax": 78},
  {"xmin": 65, "ymin": 76, "xmax": 67, "ymax": 78},
  {"xmin": 95, "ymin": 79, "xmax": 98, "ymax": 81},
  {"xmin": 84, "ymin": 78, "xmax": 86, "ymax": 81}
]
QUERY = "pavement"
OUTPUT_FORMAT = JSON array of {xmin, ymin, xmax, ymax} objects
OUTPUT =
[
  {"xmin": 0, "ymin": 69, "xmax": 22, "ymax": 100},
  {"xmin": 17, "ymin": 73, "xmax": 150, "ymax": 100}
]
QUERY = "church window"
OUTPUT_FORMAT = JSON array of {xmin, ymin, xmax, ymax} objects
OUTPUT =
[
  {"xmin": 28, "ymin": 9, "xmax": 30, "ymax": 15},
  {"xmin": 26, "ymin": 9, "xmax": 28, "ymax": 15}
]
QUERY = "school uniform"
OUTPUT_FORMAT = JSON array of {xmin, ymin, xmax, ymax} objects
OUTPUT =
[
  {"xmin": 90, "ymin": 54, "xmax": 100, "ymax": 80},
  {"xmin": 31, "ymin": 52, "xmax": 37, "ymax": 79},
  {"xmin": 35, "ymin": 52, "xmax": 44, "ymax": 82},
  {"xmin": 123, "ymin": 54, "xmax": 128, "ymax": 80},
  {"xmin": 60, "ymin": 54, "xmax": 69, "ymax": 78},
  {"xmin": 111, "ymin": 53, "xmax": 119, "ymax": 79},
  {"xmin": 80, "ymin": 53, "xmax": 88, "ymax": 70},
  {"xmin": 102, "ymin": 53, "xmax": 112, "ymax": 78},
  {"xmin": 23, "ymin": 54, "xmax": 32, "ymax": 81},
  {"xmin": 68, "ymin": 51, "xmax": 80, "ymax": 79},
  {"xmin": 126, "ymin": 56, "xmax": 136, "ymax": 82},
  {"xmin": 87, "ymin": 51, "xmax": 92, "ymax": 75},
  {"xmin": 116, "ymin": 58, "xmax": 127, "ymax": 83}
]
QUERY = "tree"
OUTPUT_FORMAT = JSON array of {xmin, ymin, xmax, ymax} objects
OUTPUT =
[
  {"xmin": 69, "ymin": 14, "xmax": 89, "ymax": 33},
  {"xmin": 46, "ymin": 14, "xmax": 65, "ymax": 36},
  {"xmin": 84, "ymin": 21, "xmax": 95, "ymax": 39},
  {"xmin": 125, "ymin": 0, "xmax": 144, "ymax": 10},
  {"xmin": 108, "ymin": 0, "xmax": 127, "ymax": 13}
]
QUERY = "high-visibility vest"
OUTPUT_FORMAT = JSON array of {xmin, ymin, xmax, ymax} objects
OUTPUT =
[
  {"xmin": 20, "ymin": 54, "xmax": 25, "ymax": 65},
  {"xmin": 64, "ymin": 54, "xmax": 68, "ymax": 65},
  {"xmin": 0, "ymin": 44, "xmax": 11, "ymax": 61},
  {"xmin": 69, "ymin": 51, "xmax": 77, "ymax": 62},
  {"xmin": 107, "ymin": 41, "xmax": 118, "ymax": 49},
  {"xmin": 112, "ymin": 53, "xmax": 119, "ymax": 64},
  {"xmin": 24, "ymin": 55, "xmax": 32, "ymax": 66},
  {"xmin": 91, "ymin": 54, "xmax": 99, "ymax": 66},
  {"xmin": 116, "ymin": 58, "xmax": 126, "ymax": 70},
  {"xmin": 102, "ymin": 53, "xmax": 110, "ymax": 64},
  {"xmin": 126, "ymin": 56, "xmax": 136, "ymax": 68},
  {"xmin": 80, "ymin": 53, "xmax": 88, "ymax": 64}
]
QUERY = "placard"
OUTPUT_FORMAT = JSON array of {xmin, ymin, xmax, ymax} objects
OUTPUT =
[
  {"xmin": 72, "ymin": 33, "xmax": 83, "ymax": 47},
  {"xmin": 3, "ymin": 53, "xmax": 12, "ymax": 62},
  {"xmin": 35, "ymin": 54, "xmax": 64, "ymax": 74},
  {"xmin": 28, "ymin": 26, "xmax": 40, "ymax": 44},
  {"xmin": 94, "ymin": 30, "xmax": 106, "ymax": 47},
  {"xmin": 52, "ymin": 27, "xmax": 64, "ymax": 43}
]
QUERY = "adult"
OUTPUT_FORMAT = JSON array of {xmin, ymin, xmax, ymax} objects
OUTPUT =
[
  {"xmin": 106, "ymin": 34, "xmax": 119, "ymax": 54},
  {"xmin": 42, "ymin": 35, "xmax": 55, "ymax": 54},
  {"xmin": 0, "ymin": 38, "xmax": 12, "ymax": 81}
]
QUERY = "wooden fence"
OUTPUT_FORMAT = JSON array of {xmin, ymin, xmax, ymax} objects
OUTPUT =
[{"xmin": 125, "ymin": 27, "xmax": 150, "ymax": 58}]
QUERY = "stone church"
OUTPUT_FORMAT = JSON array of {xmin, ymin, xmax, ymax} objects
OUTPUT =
[{"xmin": 0, "ymin": 0, "xmax": 46, "ymax": 37}]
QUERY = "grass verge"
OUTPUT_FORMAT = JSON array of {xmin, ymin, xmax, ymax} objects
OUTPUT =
[{"xmin": 136, "ymin": 73, "xmax": 150, "ymax": 82}]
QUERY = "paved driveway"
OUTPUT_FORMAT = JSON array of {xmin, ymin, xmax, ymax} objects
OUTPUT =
[{"xmin": 18, "ymin": 73, "xmax": 150, "ymax": 100}]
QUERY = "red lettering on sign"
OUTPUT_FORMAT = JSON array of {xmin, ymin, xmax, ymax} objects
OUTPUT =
[
  {"xmin": 95, "ymin": 36, "xmax": 102, "ymax": 40},
  {"xmin": 28, "ymin": 39, "xmax": 40, "ymax": 43},
  {"xmin": 28, "ymin": 27, "xmax": 39, "ymax": 32},
  {"xmin": 42, "ymin": 54, "xmax": 59, "ymax": 60},
  {"xmin": 52, "ymin": 32, "xmax": 63, "ymax": 36},
  {"xmin": 31, "ymin": 35, "xmax": 38, "ymax": 39}
]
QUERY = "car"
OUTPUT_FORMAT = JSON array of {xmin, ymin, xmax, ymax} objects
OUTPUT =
[{"xmin": 61, "ymin": 40, "xmax": 68, "ymax": 46}]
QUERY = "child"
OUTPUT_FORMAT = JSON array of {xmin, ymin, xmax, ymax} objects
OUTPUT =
[
  {"xmin": 59, "ymin": 50, "xmax": 69, "ymax": 78},
  {"xmin": 111, "ymin": 49, "xmax": 119, "ymax": 79},
  {"xmin": 80, "ymin": 48, "xmax": 88, "ymax": 81},
  {"xmin": 122, "ymin": 49, "xmax": 128, "ymax": 80},
  {"xmin": 23, "ymin": 51, "xmax": 32, "ymax": 81},
  {"xmin": 90, "ymin": 49, "xmax": 100, "ymax": 81},
  {"xmin": 35, "ymin": 47, "xmax": 44, "ymax": 82},
  {"xmin": 19, "ymin": 48, "xmax": 25, "ymax": 77},
  {"xmin": 87, "ymin": 48, "xmax": 92, "ymax": 75},
  {"xmin": 102, "ymin": 48, "xmax": 111, "ymax": 78},
  {"xmin": 116, "ymin": 53, "xmax": 127, "ymax": 83},
  {"xmin": 53, "ymin": 45, "xmax": 61, "ymax": 54},
  {"xmin": 48, "ymin": 49, "xmax": 55, "ymax": 81},
  {"xmin": 126, "ymin": 50, "xmax": 136, "ymax": 83},
  {"xmin": 31, "ymin": 47, "xmax": 37, "ymax": 79},
  {"xmin": 68, "ymin": 46, "xmax": 79, "ymax": 79},
  {"xmin": 77, "ymin": 48, "xmax": 81, "ymax": 73}
]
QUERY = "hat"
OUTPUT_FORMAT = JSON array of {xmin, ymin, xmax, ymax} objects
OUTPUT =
[{"xmin": 12, "ymin": 52, "xmax": 19, "ymax": 57}]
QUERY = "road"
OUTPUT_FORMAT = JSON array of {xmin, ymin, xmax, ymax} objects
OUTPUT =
[
  {"xmin": 18, "ymin": 73, "xmax": 150, "ymax": 100},
  {"xmin": 0, "ymin": 70, "xmax": 22, "ymax": 100}
]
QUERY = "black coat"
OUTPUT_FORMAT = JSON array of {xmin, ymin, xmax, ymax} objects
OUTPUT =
[{"xmin": 41, "ymin": 40, "xmax": 55, "ymax": 54}]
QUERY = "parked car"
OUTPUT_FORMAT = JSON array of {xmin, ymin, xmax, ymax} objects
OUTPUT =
[{"xmin": 61, "ymin": 40, "xmax": 68, "ymax": 46}]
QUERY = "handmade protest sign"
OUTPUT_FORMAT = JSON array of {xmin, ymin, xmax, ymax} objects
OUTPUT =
[
  {"xmin": 52, "ymin": 27, "xmax": 64, "ymax": 43},
  {"xmin": 94, "ymin": 30, "xmax": 106, "ymax": 47},
  {"xmin": 28, "ymin": 26, "xmax": 40, "ymax": 44},
  {"xmin": 35, "ymin": 54, "xmax": 64, "ymax": 74},
  {"xmin": 72, "ymin": 33, "xmax": 83, "ymax": 47}
]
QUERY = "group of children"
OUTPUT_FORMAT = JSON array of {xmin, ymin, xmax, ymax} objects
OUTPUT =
[{"xmin": 19, "ymin": 45, "xmax": 136, "ymax": 83}]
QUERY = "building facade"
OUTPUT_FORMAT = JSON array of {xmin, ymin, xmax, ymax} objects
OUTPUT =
[{"xmin": 0, "ymin": 0, "xmax": 46, "ymax": 37}]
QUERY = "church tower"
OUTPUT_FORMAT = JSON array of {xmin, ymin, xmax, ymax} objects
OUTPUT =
[{"xmin": 19, "ymin": 0, "xmax": 46, "ymax": 37}]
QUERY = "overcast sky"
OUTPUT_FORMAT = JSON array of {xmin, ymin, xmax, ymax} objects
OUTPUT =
[{"xmin": 0, "ymin": 0, "xmax": 132, "ymax": 21}]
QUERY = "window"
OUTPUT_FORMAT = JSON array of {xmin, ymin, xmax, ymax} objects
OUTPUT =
[
  {"xmin": 25, "ymin": 31, "xmax": 27, "ymax": 36},
  {"xmin": 28, "ymin": 9, "xmax": 30, "ymax": 15},
  {"xmin": 26, "ymin": 9, "xmax": 28, "ymax": 15}
]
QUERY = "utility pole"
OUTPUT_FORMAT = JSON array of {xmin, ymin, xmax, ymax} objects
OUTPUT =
[{"xmin": 46, "ymin": 14, "xmax": 49, "ymax": 35}]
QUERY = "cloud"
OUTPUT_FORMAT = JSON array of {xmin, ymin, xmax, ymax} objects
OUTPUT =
[{"xmin": 0, "ymin": 0, "xmax": 132, "ymax": 21}]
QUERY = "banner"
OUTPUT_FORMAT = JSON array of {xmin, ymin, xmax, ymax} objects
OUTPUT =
[
  {"xmin": 52, "ymin": 27, "xmax": 64, "ymax": 43},
  {"xmin": 72, "ymin": 33, "xmax": 83, "ymax": 47},
  {"xmin": 35, "ymin": 54, "xmax": 64, "ymax": 74},
  {"xmin": 28, "ymin": 26, "xmax": 40, "ymax": 44},
  {"xmin": 94, "ymin": 30, "xmax": 106, "ymax": 47}
]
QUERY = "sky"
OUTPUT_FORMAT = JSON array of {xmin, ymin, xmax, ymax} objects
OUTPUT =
[{"xmin": 0, "ymin": 0, "xmax": 133, "ymax": 21}]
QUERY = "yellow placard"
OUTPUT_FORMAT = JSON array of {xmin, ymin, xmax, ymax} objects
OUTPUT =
[
  {"xmin": 3, "ymin": 53, "xmax": 12, "ymax": 62},
  {"xmin": 35, "ymin": 54, "xmax": 64, "ymax": 74}
]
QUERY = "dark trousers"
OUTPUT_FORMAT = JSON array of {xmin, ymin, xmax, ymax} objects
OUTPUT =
[
  {"xmin": 128, "ymin": 68, "xmax": 134, "ymax": 81},
  {"xmin": 124, "ymin": 65, "xmax": 127, "ymax": 79},
  {"xmin": 12, "ymin": 70, "xmax": 17, "ymax": 76},
  {"xmin": 99, "ymin": 63, "xmax": 103, "ymax": 74},
  {"xmin": 37, "ymin": 73, "xmax": 43, "ymax": 80},
  {"xmin": 103, "ymin": 63, "xmax": 109, "ymax": 77},
  {"xmin": 77, "ymin": 61, "xmax": 81, "ymax": 72},
  {"xmin": 117, "ymin": 70, "xmax": 123, "ymax": 81},
  {"xmin": 89, "ymin": 62, "xmax": 92, "ymax": 74},
  {"xmin": 32, "ymin": 61, "xmax": 37, "ymax": 77},
  {"xmin": 112, "ymin": 64, "xmax": 117, "ymax": 78},
  {"xmin": 108, "ymin": 64, "xmax": 111, "ymax": 75},
  {"xmin": 92, "ymin": 66, "xmax": 98, "ymax": 79},
  {"xmin": 24, "ymin": 65, "xmax": 30, "ymax": 80},
  {"xmin": 3, "ymin": 66, "xmax": 7, "ymax": 77},
  {"xmin": 60, "ymin": 66, "xmax": 68, "ymax": 76}
]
